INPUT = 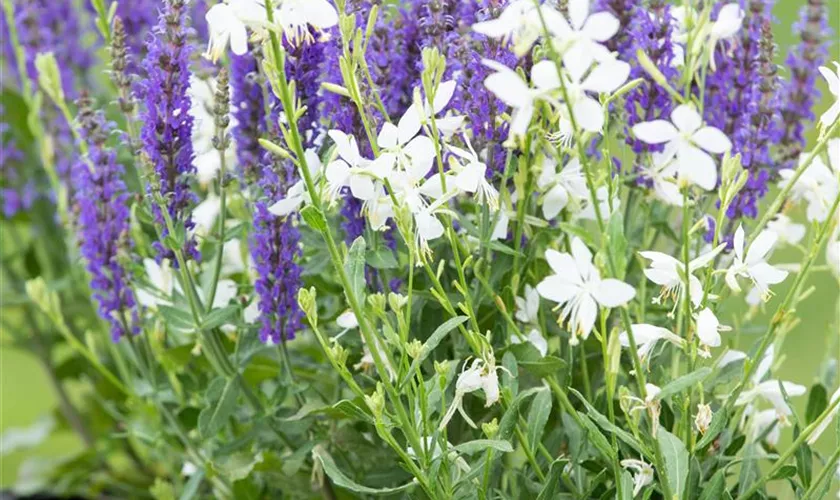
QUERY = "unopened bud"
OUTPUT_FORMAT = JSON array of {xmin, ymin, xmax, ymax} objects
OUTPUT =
[
  {"xmin": 367, "ymin": 293, "xmax": 387, "ymax": 317},
  {"xmin": 695, "ymin": 404, "xmax": 713, "ymax": 435},
  {"xmin": 35, "ymin": 53, "xmax": 65, "ymax": 106},
  {"xmin": 297, "ymin": 287, "xmax": 318, "ymax": 327},
  {"xmin": 364, "ymin": 383, "xmax": 386, "ymax": 420},
  {"xmin": 406, "ymin": 339, "xmax": 423, "ymax": 359},
  {"xmin": 482, "ymin": 418, "xmax": 499, "ymax": 439}
]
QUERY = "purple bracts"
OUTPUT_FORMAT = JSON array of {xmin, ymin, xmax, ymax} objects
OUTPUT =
[
  {"xmin": 231, "ymin": 50, "xmax": 265, "ymax": 180},
  {"xmin": 777, "ymin": 0, "xmax": 832, "ymax": 169},
  {"xmin": 74, "ymin": 103, "xmax": 139, "ymax": 341},
  {"xmin": 139, "ymin": 0, "xmax": 200, "ymax": 265}
]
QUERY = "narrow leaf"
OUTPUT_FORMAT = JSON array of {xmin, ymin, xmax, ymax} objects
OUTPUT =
[
  {"xmin": 345, "ymin": 237, "xmax": 366, "ymax": 304},
  {"xmin": 312, "ymin": 446, "xmax": 415, "ymax": 495},
  {"xmin": 453, "ymin": 439, "xmax": 514, "ymax": 455},
  {"xmin": 200, "ymin": 378, "xmax": 240, "ymax": 437},
  {"xmin": 659, "ymin": 429, "xmax": 689, "ymax": 500},
  {"xmin": 526, "ymin": 388, "xmax": 552, "ymax": 449},
  {"xmin": 655, "ymin": 368, "xmax": 712, "ymax": 402},
  {"xmin": 400, "ymin": 316, "xmax": 468, "ymax": 387}
]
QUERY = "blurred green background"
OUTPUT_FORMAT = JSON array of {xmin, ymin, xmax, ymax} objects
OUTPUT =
[{"xmin": 1, "ymin": 0, "xmax": 839, "ymax": 494}]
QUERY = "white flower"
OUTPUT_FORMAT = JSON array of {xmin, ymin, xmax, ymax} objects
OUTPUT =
[
  {"xmin": 827, "ymin": 228, "xmax": 840, "ymax": 278},
  {"xmin": 779, "ymin": 139, "xmax": 840, "ymax": 222},
  {"xmin": 625, "ymin": 384, "xmax": 663, "ymax": 435},
  {"xmin": 766, "ymin": 215, "xmax": 806, "ymax": 246},
  {"xmin": 537, "ymin": 157, "xmax": 588, "ymax": 219},
  {"xmin": 401, "ymin": 80, "xmax": 464, "ymax": 139},
  {"xmin": 491, "ymin": 209, "xmax": 510, "ymax": 240},
  {"xmin": 537, "ymin": 238, "xmax": 636, "ymax": 343},
  {"xmin": 336, "ymin": 310, "xmax": 358, "ymax": 330},
  {"xmin": 324, "ymin": 131, "xmax": 383, "ymax": 203},
  {"xmin": 439, "ymin": 357, "xmax": 505, "ymax": 429},
  {"xmin": 448, "ymin": 137, "xmax": 499, "ymax": 209},
  {"xmin": 552, "ymin": 0, "xmax": 620, "ymax": 73},
  {"xmin": 269, "ymin": 149, "xmax": 323, "ymax": 216},
  {"xmin": 618, "ymin": 324, "xmax": 684, "ymax": 361},
  {"xmin": 718, "ymin": 349, "xmax": 747, "ymax": 369},
  {"xmin": 640, "ymin": 244, "xmax": 724, "ymax": 310},
  {"xmin": 620, "ymin": 459, "xmax": 654, "ymax": 497},
  {"xmin": 562, "ymin": 54, "xmax": 631, "ymax": 134},
  {"xmin": 736, "ymin": 380, "xmax": 806, "ymax": 419},
  {"xmin": 707, "ymin": 4, "xmax": 744, "ymax": 71},
  {"xmin": 205, "ymin": 0, "xmax": 268, "ymax": 61},
  {"xmin": 641, "ymin": 152, "xmax": 683, "ymax": 207},
  {"xmin": 136, "ymin": 258, "xmax": 175, "ymax": 308},
  {"xmin": 275, "ymin": 0, "xmax": 338, "ymax": 44},
  {"xmin": 192, "ymin": 193, "xmax": 222, "ymax": 238},
  {"xmin": 695, "ymin": 308, "xmax": 730, "ymax": 357},
  {"xmin": 807, "ymin": 387, "xmax": 840, "ymax": 445},
  {"xmin": 472, "ymin": 1, "xmax": 566, "ymax": 58},
  {"xmin": 725, "ymin": 225, "xmax": 788, "ymax": 299},
  {"xmin": 695, "ymin": 404, "xmax": 713, "ymax": 435},
  {"xmin": 819, "ymin": 62, "xmax": 840, "ymax": 127},
  {"xmin": 744, "ymin": 408, "xmax": 782, "ymax": 446},
  {"xmin": 511, "ymin": 328, "xmax": 548, "ymax": 357},
  {"xmin": 515, "ymin": 284, "xmax": 540, "ymax": 324},
  {"xmin": 632, "ymin": 104, "xmax": 732, "ymax": 190},
  {"xmin": 483, "ymin": 59, "xmax": 559, "ymax": 138}
]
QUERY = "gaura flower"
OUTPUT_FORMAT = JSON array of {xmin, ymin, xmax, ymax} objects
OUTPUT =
[
  {"xmin": 472, "ymin": 1, "xmax": 566, "ymax": 58},
  {"xmin": 482, "ymin": 59, "xmax": 558, "ymax": 137},
  {"xmin": 695, "ymin": 403, "xmax": 713, "ymax": 434},
  {"xmin": 639, "ymin": 244, "xmax": 724, "ymax": 310},
  {"xmin": 401, "ymin": 80, "xmax": 464, "ymax": 138},
  {"xmin": 559, "ymin": 55, "xmax": 631, "ymax": 134},
  {"xmin": 707, "ymin": 4, "xmax": 744, "ymax": 71},
  {"xmin": 269, "ymin": 149, "xmax": 323, "ymax": 216},
  {"xmin": 778, "ymin": 139, "xmax": 840, "ymax": 222},
  {"xmin": 537, "ymin": 237, "xmax": 636, "ymax": 344},
  {"xmin": 537, "ymin": 156, "xmax": 588, "ymax": 220},
  {"xmin": 632, "ymin": 104, "xmax": 732, "ymax": 190},
  {"xmin": 552, "ymin": 0, "xmax": 620, "ymax": 72},
  {"xmin": 725, "ymin": 225, "xmax": 789, "ymax": 299},
  {"xmin": 136, "ymin": 258, "xmax": 175, "ymax": 309},
  {"xmin": 766, "ymin": 214, "xmax": 806, "ymax": 246},
  {"xmin": 205, "ymin": 0, "xmax": 268, "ymax": 61},
  {"xmin": 275, "ymin": 0, "xmax": 338, "ymax": 44},
  {"xmin": 447, "ymin": 137, "xmax": 500, "ymax": 210},
  {"xmin": 511, "ymin": 328, "xmax": 548, "ymax": 357},
  {"xmin": 439, "ymin": 357, "xmax": 506, "ymax": 430},
  {"xmin": 514, "ymin": 284, "xmax": 540, "ymax": 324},
  {"xmin": 818, "ymin": 62, "xmax": 840, "ymax": 127},
  {"xmin": 618, "ymin": 324, "xmax": 685, "ymax": 362},
  {"xmin": 736, "ymin": 380, "xmax": 806, "ymax": 421},
  {"xmin": 695, "ymin": 308, "xmax": 731, "ymax": 358},
  {"xmin": 577, "ymin": 186, "xmax": 620, "ymax": 221},
  {"xmin": 641, "ymin": 152, "xmax": 683, "ymax": 207},
  {"xmin": 620, "ymin": 459, "xmax": 654, "ymax": 497}
]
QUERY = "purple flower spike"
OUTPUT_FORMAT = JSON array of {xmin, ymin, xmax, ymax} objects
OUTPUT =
[{"xmin": 138, "ymin": 0, "xmax": 200, "ymax": 266}]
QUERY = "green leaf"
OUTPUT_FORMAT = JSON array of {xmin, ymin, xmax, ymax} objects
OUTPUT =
[
  {"xmin": 452, "ymin": 439, "xmax": 514, "ymax": 455},
  {"xmin": 300, "ymin": 205, "xmax": 327, "ymax": 232},
  {"xmin": 345, "ymin": 237, "xmax": 366, "ymax": 304},
  {"xmin": 575, "ymin": 411, "xmax": 616, "ymax": 461},
  {"xmin": 400, "ymin": 316, "xmax": 468, "ymax": 387},
  {"xmin": 557, "ymin": 222, "xmax": 596, "ymax": 248},
  {"xmin": 518, "ymin": 356, "xmax": 567, "ymax": 378},
  {"xmin": 199, "ymin": 378, "xmax": 240, "ymax": 437},
  {"xmin": 202, "ymin": 305, "xmax": 240, "ymax": 330},
  {"xmin": 698, "ymin": 469, "xmax": 726, "ymax": 500},
  {"xmin": 737, "ymin": 443, "xmax": 761, "ymax": 498},
  {"xmin": 771, "ymin": 464, "xmax": 797, "ymax": 480},
  {"xmin": 569, "ymin": 389, "xmax": 647, "ymax": 457},
  {"xmin": 805, "ymin": 384, "xmax": 828, "ymax": 424},
  {"xmin": 526, "ymin": 388, "xmax": 552, "ymax": 449},
  {"xmin": 537, "ymin": 459, "xmax": 567, "ymax": 500},
  {"xmin": 159, "ymin": 305, "xmax": 196, "ymax": 333},
  {"xmin": 216, "ymin": 452, "xmax": 264, "ymax": 482},
  {"xmin": 498, "ymin": 387, "xmax": 542, "ymax": 442},
  {"xmin": 794, "ymin": 426, "xmax": 813, "ymax": 488},
  {"xmin": 659, "ymin": 429, "xmax": 689, "ymax": 500},
  {"xmin": 367, "ymin": 248, "xmax": 398, "ymax": 269},
  {"xmin": 312, "ymin": 446, "xmax": 415, "ymax": 495},
  {"xmin": 655, "ymin": 368, "xmax": 712, "ymax": 402},
  {"xmin": 178, "ymin": 470, "xmax": 205, "ymax": 500},
  {"xmin": 619, "ymin": 471, "xmax": 635, "ymax": 500}
]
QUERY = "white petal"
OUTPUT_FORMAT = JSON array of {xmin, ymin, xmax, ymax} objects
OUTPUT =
[
  {"xmin": 696, "ymin": 308, "xmax": 721, "ymax": 347},
  {"xmin": 733, "ymin": 225, "xmax": 746, "ymax": 262},
  {"xmin": 433, "ymin": 80, "xmax": 457, "ymax": 114},
  {"xmin": 711, "ymin": 4, "xmax": 744, "ymax": 39},
  {"xmin": 336, "ymin": 310, "xmax": 359, "ymax": 329},
  {"xmin": 567, "ymin": 0, "xmax": 589, "ymax": 30},
  {"xmin": 483, "ymin": 64, "xmax": 532, "ymax": 108},
  {"xmin": 531, "ymin": 60, "xmax": 561, "ymax": 91},
  {"xmin": 212, "ymin": 280, "xmax": 238, "ymax": 309},
  {"xmin": 819, "ymin": 65, "xmax": 840, "ymax": 96},
  {"xmin": 536, "ymin": 275, "xmax": 579, "ymax": 304},
  {"xmin": 574, "ymin": 294, "xmax": 598, "ymax": 338},
  {"xmin": 398, "ymin": 107, "xmax": 423, "ymax": 145},
  {"xmin": 325, "ymin": 159, "xmax": 350, "ymax": 187},
  {"xmin": 573, "ymin": 97, "xmax": 604, "ymax": 133},
  {"xmin": 677, "ymin": 144, "xmax": 717, "ymax": 190},
  {"xmin": 746, "ymin": 230, "xmax": 777, "ymax": 264},
  {"xmin": 750, "ymin": 262, "xmax": 788, "ymax": 286},
  {"xmin": 542, "ymin": 184, "xmax": 569, "ymax": 219},
  {"xmin": 692, "ymin": 126, "xmax": 732, "ymax": 154},
  {"xmin": 527, "ymin": 329, "xmax": 548, "ymax": 357},
  {"xmin": 349, "ymin": 175, "xmax": 376, "ymax": 201},
  {"xmin": 416, "ymin": 211, "xmax": 444, "ymax": 241},
  {"xmin": 633, "ymin": 120, "xmax": 679, "ymax": 144},
  {"xmin": 544, "ymin": 249, "xmax": 577, "ymax": 277},
  {"xmin": 300, "ymin": 0, "xmax": 339, "ymax": 29},
  {"xmin": 820, "ymin": 100, "xmax": 840, "ymax": 127},
  {"xmin": 581, "ymin": 12, "xmax": 620, "ymax": 42},
  {"xmin": 377, "ymin": 122, "xmax": 399, "ymax": 150},
  {"xmin": 229, "ymin": 23, "xmax": 249, "ymax": 56},
  {"xmin": 593, "ymin": 279, "xmax": 636, "ymax": 307},
  {"xmin": 582, "ymin": 60, "xmax": 630, "ymax": 94},
  {"xmin": 570, "ymin": 237, "xmax": 593, "ymax": 273},
  {"xmin": 671, "ymin": 105, "xmax": 703, "ymax": 133},
  {"xmin": 510, "ymin": 102, "xmax": 535, "ymax": 137},
  {"xmin": 268, "ymin": 196, "xmax": 303, "ymax": 216}
]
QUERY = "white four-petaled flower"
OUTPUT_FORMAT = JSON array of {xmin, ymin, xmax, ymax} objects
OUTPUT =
[
  {"xmin": 633, "ymin": 104, "xmax": 732, "ymax": 190},
  {"xmin": 725, "ymin": 225, "xmax": 789, "ymax": 300},
  {"xmin": 537, "ymin": 238, "xmax": 636, "ymax": 343}
]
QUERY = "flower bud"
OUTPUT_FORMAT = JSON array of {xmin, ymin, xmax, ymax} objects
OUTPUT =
[
  {"xmin": 25, "ymin": 277, "xmax": 61, "ymax": 320},
  {"xmin": 482, "ymin": 418, "xmax": 499, "ymax": 439},
  {"xmin": 434, "ymin": 360, "xmax": 450, "ymax": 378},
  {"xmin": 35, "ymin": 52, "xmax": 66, "ymax": 106},
  {"xmin": 406, "ymin": 339, "xmax": 423, "ymax": 359},
  {"xmin": 364, "ymin": 383, "xmax": 386, "ymax": 421},
  {"xmin": 367, "ymin": 293, "xmax": 387, "ymax": 317},
  {"xmin": 388, "ymin": 292, "xmax": 408, "ymax": 312},
  {"xmin": 297, "ymin": 287, "xmax": 318, "ymax": 327}
]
